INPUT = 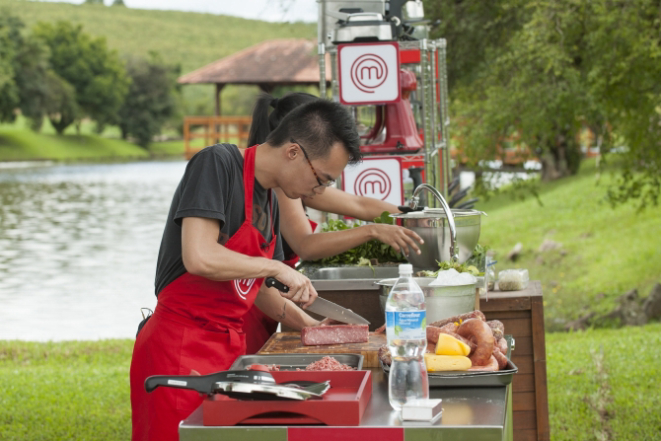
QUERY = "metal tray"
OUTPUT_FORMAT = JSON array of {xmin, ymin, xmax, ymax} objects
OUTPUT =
[
  {"xmin": 230, "ymin": 353, "xmax": 364, "ymax": 371},
  {"xmin": 380, "ymin": 335, "xmax": 518, "ymax": 388},
  {"xmin": 380, "ymin": 357, "xmax": 518, "ymax": 387}
]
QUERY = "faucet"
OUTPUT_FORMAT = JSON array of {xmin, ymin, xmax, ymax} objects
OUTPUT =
[{"xmin": 409, "ymin": 184, "xmax": 458, "ymax": 262}]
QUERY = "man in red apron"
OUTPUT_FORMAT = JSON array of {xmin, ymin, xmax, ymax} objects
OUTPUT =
[
  {"xmin": 241, "ymin": 92, "xmax": 423, "ymax": 355},
  {"xmin": 243, "ymin": 217, "xmax": 318, "ymax": 355},
  {"xmin": 130, "ymin": 99, "xmax": 361, "ymax": 441}
]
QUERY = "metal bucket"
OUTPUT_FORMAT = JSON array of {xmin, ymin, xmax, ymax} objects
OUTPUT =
[{"xmin": 376, "ymin": 277, "xmax": 476, "ymax": 324}]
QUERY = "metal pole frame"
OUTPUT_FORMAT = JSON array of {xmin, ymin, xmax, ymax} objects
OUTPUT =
[
  {"xmin": 318, "ymin": 43, "xmax": 327, "ymax": 99},
  {"xmin": 317, "ymin": 37, "xmax": 452, "ymax": 205},
  {"xmin": 436, "ymin": 39, "xmax": 451, "ymax": 199}
]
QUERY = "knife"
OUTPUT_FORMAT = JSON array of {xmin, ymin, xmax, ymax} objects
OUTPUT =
[{"xmin": 265, "ymin": 277, "xmax": 370, "ymax": 325}]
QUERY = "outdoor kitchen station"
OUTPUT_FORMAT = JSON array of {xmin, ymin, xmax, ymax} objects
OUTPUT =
[{"xmin": 175, "ymin": 1, "xmax": 549, "ymax": 440}]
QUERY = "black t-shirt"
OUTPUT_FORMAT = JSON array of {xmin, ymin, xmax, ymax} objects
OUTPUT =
[
  {"xmin": 281, "ymin": 201, "xmax": 310, "ymax": 262},
  {"xmin": 155, "ymin": 144, "xmax": 284, "ymax": 295}
]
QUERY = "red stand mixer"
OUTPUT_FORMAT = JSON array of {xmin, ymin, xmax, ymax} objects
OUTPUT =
[{"xmin": 360, "ymin": 69, "xmax": 424, "ymax": 154}]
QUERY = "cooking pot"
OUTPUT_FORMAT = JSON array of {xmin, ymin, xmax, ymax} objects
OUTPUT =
[
  {"xmin": 376, "ymin": 277, "xmax": 476, "ymax": 324},
  {"xmin": 392, "ymin": 184, "xmax": 485, "ymax": 269},
  {"xmin": 392, "ymin": 209, "xmax": 484, "ymax": 268}
]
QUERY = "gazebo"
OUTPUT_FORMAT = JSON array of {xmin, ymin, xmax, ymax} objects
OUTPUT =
[
  {"xmin": 178, "ymin": 38, "xmax": 331, "ymax": 116},
  {"xmin": 177, "ymin": 39, "xmax": 331, "ymax": 157}
]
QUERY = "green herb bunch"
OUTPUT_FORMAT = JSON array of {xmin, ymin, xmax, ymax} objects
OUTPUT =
[{"xmin": 306, "ymin": 212, "xmax": 407, "ymax": 266}]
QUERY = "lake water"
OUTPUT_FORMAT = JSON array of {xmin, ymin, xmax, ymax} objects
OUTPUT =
[{"xmin": 0, "ymin": 160, "xmax": 187, "ymax": 341}]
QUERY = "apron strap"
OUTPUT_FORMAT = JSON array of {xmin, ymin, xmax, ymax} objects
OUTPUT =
[
  {"xmin": 243, "ymin": 146, "xmax": 257, "ymax": 223},
  {"xmin": 244, "ymin": 146, "xmax": 276, "ymax": 241}
]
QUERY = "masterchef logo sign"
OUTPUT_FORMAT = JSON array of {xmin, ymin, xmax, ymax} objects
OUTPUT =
[
  {"xmin": 338, "ymin": 42, "xmax": 400, "ymax": 105},
  {"xmin": 351, "ymin": 54, "xmax": 388, "ymax": 93},
  {"xmin": 342, "ymin": 158, "xmax": 403, "ymax": 206},
  {"xmin": 234, "ymin": 278, "xmax": 256, "ymax": 300},
  {"xmin": 354, "ymin": 168, "xmax": 391, "ymax": 199}
]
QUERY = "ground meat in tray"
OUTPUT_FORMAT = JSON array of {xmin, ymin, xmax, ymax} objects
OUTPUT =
[{"xmin": 230, "ymin": 353, "xmax": 364, "ymax": 371}]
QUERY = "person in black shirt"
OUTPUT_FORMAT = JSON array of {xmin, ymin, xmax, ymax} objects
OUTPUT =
[
  {"xmin": 243, "ymin": 93, "xmax": 424, "ymax": 354},
  {"xmin": 131, "ymin": 99, "xmax": 362, "ymax": 441}
]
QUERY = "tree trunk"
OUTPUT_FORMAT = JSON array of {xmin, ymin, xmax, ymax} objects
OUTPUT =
[
  {"xmin": 49, "ymin": 117, "xmax": 69, "ymax": 135},
  {"xmin": 49, "ymin": 112, "xmax": 75, "ymax": 135},
  {"xmin": 539, "ymin": 130, "xmax": 582, "ymax": 181}
]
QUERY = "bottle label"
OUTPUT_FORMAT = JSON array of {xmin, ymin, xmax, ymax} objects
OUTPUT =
[{"xmin": 385, "ymin": 311, "xmax": 426, "ymax": 340}]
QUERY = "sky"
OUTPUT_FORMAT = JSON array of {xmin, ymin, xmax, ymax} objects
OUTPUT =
[{"xmin": 41, "ymin": 0, "xmax": 319, "ymax": 22}]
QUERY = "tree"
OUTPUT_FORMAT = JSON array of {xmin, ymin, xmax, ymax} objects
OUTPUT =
[
  {"xmin": 584, "ymin": 0, "xmax": 661, "ymax": 209},
  {"xmin": 32, "ymin": 21, "xmax": 129, "ymax": 134},
  {"xmin": 450, "ymin": 0, "xmax": 594, "ymax": 181},
  {"xmin": 117, "ymin": 54, "xmax": 180, "ymax": 147},
  {"xmin": 0, "ymin": 11, "xmax": 22, "ymax": 123},
  {"xmin": 42, "ymin": 71, "xmax": 79, "ymax": 134},
  {"xmin": 429, "ymin": 0, "xmax": 660, "ymax": 208},
  {"xmin": 425, "ymin": 0, "xmax": 528, "ymax": 92},
  {"xmin": 13, "ymin": 33, "xmax": 56, "ymax": 131}
]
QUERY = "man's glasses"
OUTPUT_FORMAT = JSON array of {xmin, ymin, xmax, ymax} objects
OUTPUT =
[{"xmin": 292, "ymin": 139, "xmax": 336, "ymax": 188}]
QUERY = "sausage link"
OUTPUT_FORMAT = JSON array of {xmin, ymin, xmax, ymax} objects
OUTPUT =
[
  {"xmin": 487, "ymin": 320, "xmax": 505, "ymax": 339},
  {"xmin": 497, "ymin": 337, "xmax": 508, "ymax": 355},
  {"xmin": 456, "ymin": 318, "xmax": 495, "ymax": 366},
  {"xmin": 426, "ymin": 326, "xmax": 443, "ymax": 344},
  {"xmin": 492, "ymin": 347, "xmax": 508, "ymax": 370},
  {"xmin": 468, "ymin": 355, "xmax": 499, "ymax": 371}
]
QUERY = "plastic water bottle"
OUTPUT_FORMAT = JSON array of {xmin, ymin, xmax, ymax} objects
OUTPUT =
[{"xmin": 385, "ymin": 264, "xmax": 429, "ymax": 411}]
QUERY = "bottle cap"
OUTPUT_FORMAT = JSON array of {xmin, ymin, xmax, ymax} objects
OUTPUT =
[{"xmin": 399, "ymin": 264, "xmax": 413, "ymax": 274}]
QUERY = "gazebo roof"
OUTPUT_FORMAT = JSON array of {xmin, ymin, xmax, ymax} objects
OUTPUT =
[{"xmin": 177, "ymin": 39, "xmax": 331, "ymax": 87}]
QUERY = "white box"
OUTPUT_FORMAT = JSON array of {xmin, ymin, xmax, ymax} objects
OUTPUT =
[{"xmin": 401, "ymin": 399, "xmax": 443, "ymax": 421}]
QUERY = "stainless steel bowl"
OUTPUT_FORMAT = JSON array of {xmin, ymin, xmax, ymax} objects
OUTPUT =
[
  {"xmin": 392, "ymin": 209, "xmax": 484, "ymax": 269},
  {"xmin": 376, "ymin": 277, "xmax": 476, "ymax": 324}
]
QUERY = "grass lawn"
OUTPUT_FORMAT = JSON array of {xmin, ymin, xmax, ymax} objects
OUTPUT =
[
  {"xmin": 0, "ymin": 126, "xmax": 150, "ymax": 161},
  {"xmin": 0, "ymin": 340, "xmax": 133, "ymax": 440},
  {"xmin": 0, "ymin": 125, "xmax": 189, "ymax": 162},
  {"xmin": 547, "ymin": 323, "xmax": 661, "ymax": 440},
  {"xmin": 475, "ymin": 158, "xmax": 661, "ymax": 330},
  {"xmin": 148, "ymin": 139, "xmax": 185, "ymax": 157},
  {"xmin": 0, "ymin": 116, "xmax": 251, "ymax": 161},
  {"xmin": 2, "ymin": 324, "xmax": 659, "ymax": 440}
]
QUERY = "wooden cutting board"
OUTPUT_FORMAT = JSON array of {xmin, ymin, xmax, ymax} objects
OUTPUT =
[{"xmin": 258, "ymin": 332, "xmax": 387, "ymax": 368}]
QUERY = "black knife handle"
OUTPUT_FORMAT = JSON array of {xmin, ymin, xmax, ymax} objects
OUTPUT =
[
  {"xmin": 265, "ymin": 277, "xmax": 289, "ymax": 293},
  {"xmin": 145, "ymin": 374, "xmax": 212, "ymax": 394}
]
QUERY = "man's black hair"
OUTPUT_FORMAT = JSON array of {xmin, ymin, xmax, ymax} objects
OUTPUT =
[{"xmin": 265, "ymin": 100, "xmax": 362, "ymax": 164}]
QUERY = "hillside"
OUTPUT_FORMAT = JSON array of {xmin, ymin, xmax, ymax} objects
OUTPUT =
[
  {"xmin": 475, "ymin": 159, "xmax": 661, "ymax": 330},
  {"xmin": 0, "ymin": 0, "xmax": 316, "ymax": 115},
  {"xmin": 0, "ymin": 125, "xmax": 151, "ymax": 161}
]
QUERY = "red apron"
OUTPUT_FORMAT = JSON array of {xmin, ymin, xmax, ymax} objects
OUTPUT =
[
  {"xmin": 130, "ymin": 146, "xmax": 277, "ymax": 441},
  {"xmin": 244, "ymin": 219, "xmax": 318, "ymax": 354}
]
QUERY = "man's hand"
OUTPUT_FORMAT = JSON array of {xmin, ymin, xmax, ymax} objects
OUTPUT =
[
  {"xmin": 271, "ymin": 263, "xmax": 318, "ymax": 308},
  {"xmin": 368, "ymin": 224, "xmax": 424, "ymax": 257}
]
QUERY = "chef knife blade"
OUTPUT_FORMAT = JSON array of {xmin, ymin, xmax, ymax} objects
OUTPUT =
[{"xmin": 264, "ymin": 277, "xmax": 370, "ymax": 325}]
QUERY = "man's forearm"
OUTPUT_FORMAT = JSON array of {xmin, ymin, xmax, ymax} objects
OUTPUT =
[
  {"xmin": 254, "ymin": 286, "xmax": 319, "ymax": 331},
  {"xmin": 295, "ymin": 226, "xmax": 376, "ymax": 261}
]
